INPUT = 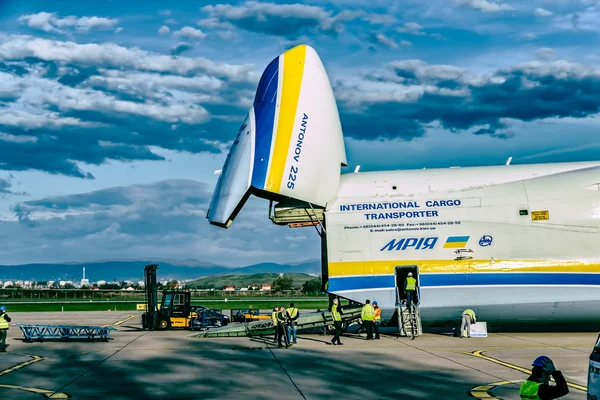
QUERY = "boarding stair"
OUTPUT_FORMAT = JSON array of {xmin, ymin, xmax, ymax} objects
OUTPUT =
[
  {"xmin": 16, "ymin": 324, "xmax": 117, "ymax": 342},
  {"xmin": 193, "ymin": 306, "xmax": 363, "ymax": 338},
  {"xmin": 396, "ymin": 291, "xmax": 422, "ymax": 339}
]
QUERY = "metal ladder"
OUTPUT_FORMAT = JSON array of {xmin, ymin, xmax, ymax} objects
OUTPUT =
[{"xmin": 396, "ymin": 290, "xmax": 423, "ymax": 339}]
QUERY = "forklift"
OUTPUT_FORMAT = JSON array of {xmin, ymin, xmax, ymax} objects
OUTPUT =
[{"xmin": 141, "ymin": 264, "xmax": 228, "ymax": 331}]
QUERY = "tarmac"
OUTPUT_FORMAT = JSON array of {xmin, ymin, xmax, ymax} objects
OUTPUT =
[{"xmin": 0, "ymin": 311, "xmax": 594, "ymax": 399}]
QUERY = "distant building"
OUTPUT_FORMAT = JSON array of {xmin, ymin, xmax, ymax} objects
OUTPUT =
[
  {"xmin": 260, "ymin": 284, "xmax": 271, "ymax": 291},
  {"xmin": 80, "ymin": 267, "xmax": 89, "ymax": 287},
  {"xmin": 224, "ymin": 285, "xmax": 235, "ymax": 291}
]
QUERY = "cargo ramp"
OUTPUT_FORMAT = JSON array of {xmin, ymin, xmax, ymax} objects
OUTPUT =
[{"xmin": 193, "ymin": 307, "xmax": 362, "ymax": 338}]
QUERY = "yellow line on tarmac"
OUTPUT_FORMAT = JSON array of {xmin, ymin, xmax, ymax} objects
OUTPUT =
[
  {"xmin": 0, "ymin": 384, "xmax": 69, "ymax": 398},
  {"xmin": 468, "ymin": 350, "xmax": 587, "ymax": 392},
  {"xmin": 468, "ymin": 380, "xmax": 521, "ymax": 399},
  {"xmin": 0, "ymin": 354, "xmax": 45, "ymax": 377},
  {"xmin": 102, "ymin": 315, "xmax": 135, "ymax": 327}
]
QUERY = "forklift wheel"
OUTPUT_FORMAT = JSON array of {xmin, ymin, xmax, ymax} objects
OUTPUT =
[{"xmin": 157, "ymin": 319, "xmax": 169, "ymax": 330}]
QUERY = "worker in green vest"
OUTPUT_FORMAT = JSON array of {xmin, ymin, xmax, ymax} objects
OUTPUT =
[
  {"xmin": 330, "ymin": 298, "xmax": 343, "ymax": 345},
  {"xmin": 361, "ymin": 299, "xmax": 375, "ymax": 340},
  {"xmin": 0, "ymin": 305, "xmax": 11, "ymax": 352},
  {"xmin": 519, "ymin": 356, "xmax": 568, "ymax": 399},
  {"xmin": 286, "ymin": 302, "xmax": 299, "ymax": 345},
  {"xmin": 404, "ymin": 272, "xmax": 417, "ymax": 311},
  {"xmin": 461, "ymin": 309, "xmax": 476, "ymax": 338},
  {"xmin": 271, "ymin": 306, "xmax": 279, "ymax": 343}
]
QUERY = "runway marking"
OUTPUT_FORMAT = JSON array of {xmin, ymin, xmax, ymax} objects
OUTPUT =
[
  {"xmin": 0, "ymin": 353, "xmax": 45, "ymax": 377},
  {"xmin": 101, "ymin": 315, "xmax": 135, "ymax": 327},
  {"xmin": 467, "ymin": 349, "xmax": 587, "ymax": 392},
  {"xmin": 468, "ymin": 380, "xmax": 522, "ymax": 399},
  {"xmin": 0, "ymin": 384, "xmax": 70, "ymax": 398},
  {"xmin": 0, "ymin": 354, "xmax": 71, "ymax": 398}
]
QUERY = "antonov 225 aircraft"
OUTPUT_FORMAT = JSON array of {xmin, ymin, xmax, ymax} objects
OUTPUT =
[{"xmin": 207, "ymin": 44, "xmax": 600, "ymax": 330}]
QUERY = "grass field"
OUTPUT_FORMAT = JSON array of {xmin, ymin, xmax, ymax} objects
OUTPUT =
[{"xmin": 3, "ymin": 299, "xmax": 331, "ymax": 312}]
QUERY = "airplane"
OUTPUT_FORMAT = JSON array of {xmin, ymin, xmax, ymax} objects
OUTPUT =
[{"xmin": 206, "ymin": 44, "xmax": 600, "ymax": 331}]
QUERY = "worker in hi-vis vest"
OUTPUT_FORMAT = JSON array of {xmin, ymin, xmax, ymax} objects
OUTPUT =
[
  {"xmin": 361, "ymin": 299, "xmax": 375, "ymax": 340},
  {"xmin": 0, "ymin": 305, "xmax": 11, "ymax": 352},
  {"xmin": 373, "ymin": 301, "xmax": 381, "ymax": 340},
  {"xmin": 276, "ymin": 305, "xmax": 290, "ymax": 348},
  {"xmin": 286, "ymin": 302, "xmax": 299, "ymax": 345},
  {"xmin": 519, "ymin": 356, "xmax": 568, "ymax": 399},
  {"xmin": 330, "ymin": 298, "xmax": 343, "ymax": 345},
  {"xmin": 271, "ymin": 306, "xmax": 279, "ymax": 342},
  {"xmin": 461, "ymin": 309, "xmax": 476, "ymax": 338},
  {"xmin": 404, "ymin": 272, "xmax": 417, "ymax": 311}
]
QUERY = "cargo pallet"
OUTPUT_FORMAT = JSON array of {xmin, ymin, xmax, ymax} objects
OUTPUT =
[{"xmin": 17, "ymin": 324, "xmax": 117, "ymax": 342}]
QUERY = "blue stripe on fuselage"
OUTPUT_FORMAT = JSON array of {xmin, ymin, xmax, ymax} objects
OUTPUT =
[
  {"xmin": 251, "ymin": 56, "xmax": 279, "ymax": 190},
  {"xmin": 328, "ymin": 273, "xmax": 600, "ymax": 292}
]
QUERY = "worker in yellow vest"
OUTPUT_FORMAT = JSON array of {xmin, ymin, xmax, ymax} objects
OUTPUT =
[
  {"xmin": 0, "ymin": 305, "xmax": 11, "ymax": 352},
  {"xmin": 461, "ymin": 309, "xmax": 476, "ymax": 338},
  {"xmin": 286, "ymin": 302, "xmax": 299, "ymax": 345},
  {"xmin": 361, "ymin": 299, "xmax": 375, "ymax": 340},
  {"xmin": 373, "ymin": 301, "xmax": 381, "ymax": 340},
  {"xmin": 404, "ymin": 272, "xmax": 417, "ymax": 311},
  {"xmin": 330, "ymin": 298, "xmax": 343, "ymax": 345},
  {"xmin": 519, "ymin": 356, "xmax": 568, "ymax": 399},
  {"xmin": 276, "ymin": 305, "xmax": 290, "ymax": 348},
  {"xmin": 271, "ymin": 306, "xmax": 279, "ymax": 343}
]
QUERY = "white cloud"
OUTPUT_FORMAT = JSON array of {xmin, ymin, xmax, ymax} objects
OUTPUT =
[
  {"xmin": 372, "ymin": 34, "xmax": 411, "ymax": 50},
  {"xmin": 158, "ymin": 26, "xmax": 170, "ymax": 35},
  {"xmin": 173, "ymin": 27, "xmax": 207, "ymax": 40},
  {"xmin": 534, "ymin": 8, "xmax": 553, "ymax": 17},
  {"xmin": 18, "ymin": 12, "xmax": 119, "ymax": 34},
  {"xmin": 0, "ymin": 35, "xmax": 258, "ymax": 83},
  {"xmin": 453, "ymin": 0, "xmax": 514, "ymax": 13},
  {"xmin": 0, "ymin": 109, "xmax": 103, "ymax": 130},
  {"xmin": 535, "ymin": 47, "xmax": 555, "ymax": 60},
  {"xmin": 159, "ymin": 10, "xmax": 172, "ymax": 16},
  {"xmin": 397, "ymin": 22, "xmax": 425, "ymax": 35}
]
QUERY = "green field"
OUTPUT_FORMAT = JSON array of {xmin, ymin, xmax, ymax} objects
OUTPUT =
[{"xmin": 2, "ymin": 299, "xmax": 330, "ymax": 313}]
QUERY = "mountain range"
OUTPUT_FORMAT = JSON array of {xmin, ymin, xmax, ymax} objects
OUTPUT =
[{"xmin": 0, "ymin": 258, "xmax": 321, "ymax": 282}]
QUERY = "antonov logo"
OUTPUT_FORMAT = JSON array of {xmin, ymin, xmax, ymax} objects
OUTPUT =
[{"xmin": 380, "ymin": 237, "xmax": 438, "ymax": 251}]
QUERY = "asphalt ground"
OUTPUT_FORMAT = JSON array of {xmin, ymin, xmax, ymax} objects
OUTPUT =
[{"xmin": 0, "ymin": 311, "xmax": 594, "ymax": 399}]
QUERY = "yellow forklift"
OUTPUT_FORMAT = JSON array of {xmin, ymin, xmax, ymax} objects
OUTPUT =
[{"xmin": 141, "ymin": 264, "xmax": 229, "ymax": 331}]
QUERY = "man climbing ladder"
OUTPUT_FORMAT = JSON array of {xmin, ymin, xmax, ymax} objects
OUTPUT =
[{"xmin": 405, "ymin": 272, "xmax": 417, "ymax": 311}]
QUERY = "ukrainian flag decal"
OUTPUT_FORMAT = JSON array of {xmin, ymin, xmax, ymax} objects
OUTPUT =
[{"xmin": 443, "ymin": 236, "xmax": 470, "ymax": 248}]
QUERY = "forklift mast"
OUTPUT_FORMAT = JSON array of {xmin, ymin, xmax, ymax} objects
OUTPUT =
[{"xmin": 142, "ymin": 264, "xmax": 159, "ymax": 330}]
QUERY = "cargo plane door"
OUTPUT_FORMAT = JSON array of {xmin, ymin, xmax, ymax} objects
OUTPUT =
[{"xmin": 394, "ymin": 265, "xmax": 422, "ymax": 339}]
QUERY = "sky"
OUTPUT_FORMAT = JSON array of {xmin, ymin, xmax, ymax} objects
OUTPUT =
[{"xmin": 0, "ymin": 0, "xmax": 599, "ymax": 267}]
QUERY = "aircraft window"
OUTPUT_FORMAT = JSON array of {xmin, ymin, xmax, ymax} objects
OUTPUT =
[{"xmin": 392, "ymin": 186, "xmax": 397, "ymax": 190}]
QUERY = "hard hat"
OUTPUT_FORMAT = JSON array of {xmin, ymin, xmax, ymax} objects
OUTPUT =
[
  {"xmin": 532, "ymin": 356, "xmax": 552, "ymax": 367},
  {"xmin": 373, "ymin": 301, "xmax": 378, "ymax": 305},
  {"xmin": 408, "ymin": 272, "xmax": 413, "ymax": 276},
  {"xmin": 0, "ymin": 305, "xmax": 5, "ymax": 311}
]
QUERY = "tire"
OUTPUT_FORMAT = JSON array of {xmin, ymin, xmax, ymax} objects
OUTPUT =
[{"xmin": 157, "ymin": 319, "xmax": 169, "ymax": 330}]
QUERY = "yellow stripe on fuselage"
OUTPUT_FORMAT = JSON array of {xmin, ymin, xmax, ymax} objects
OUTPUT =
[
  {"xmin": 443, "ymin": 242, "xmax": 467, "ymax": 249},
  {"xmin": 265, "ymin": 44, "xmax": 306, "ymax": 192},
  {"xmin": 328, "ymin": 259, "xmax": 600, "ymax": 277}
]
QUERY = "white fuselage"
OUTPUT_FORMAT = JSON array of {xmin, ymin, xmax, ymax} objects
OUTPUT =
[{"xmin": 324, "ymin": 161, "xmax": 600, "ymax": 328}]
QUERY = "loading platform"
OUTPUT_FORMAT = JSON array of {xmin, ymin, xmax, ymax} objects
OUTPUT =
[
  {"xmin": 192, "ymin": 306, "xmax": 363, "ymax": 338},
  {"xmin": 17, "ymin": 324, "xmax": 117, "ymax": 342}
]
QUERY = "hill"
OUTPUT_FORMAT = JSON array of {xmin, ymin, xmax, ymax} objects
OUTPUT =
[
  {"xmin": 186, "ymin": 273, "xmax": 318, "ymax": 290},
  {"xmin": 0, "ymin": 259, "xmax": 321, "ymax": 282}
]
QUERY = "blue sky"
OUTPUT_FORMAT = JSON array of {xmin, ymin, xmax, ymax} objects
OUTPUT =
[{"xmin": 0, "ymin": 0, "xmax": 599, "ymax": 266}]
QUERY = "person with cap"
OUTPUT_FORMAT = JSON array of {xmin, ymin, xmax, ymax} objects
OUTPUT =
[
  {"xmin": 330, "ymin": 298, "xmax": 343, "ymax": 345},
  {"xmin": 461, "ymin": 308, "xmax": 476, "ymax": 338},
  {"xmin": 276, "ymin": 305, "xmax": 290, "ymax": 348},
  {"xmin": 404, "ymin": 272, "xmax": 417, "ymax": 311},
  {"xmin": 373, "ymin": 301, "xmax": 381, "ymax": 340},
  {"xmin": 286, "ymin": 302, "xmax": 299, "ymax": 345},
  {"xmin": 519, "ymin": 356, "xmax": 568, "ymax": 399},
  {"xmin": 361, "ymin": 299, "xmax": 375, "ymax": 340},
  {"xmin": 0, "ymin": 305, "xmax": 11, "ymax": 352}
]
